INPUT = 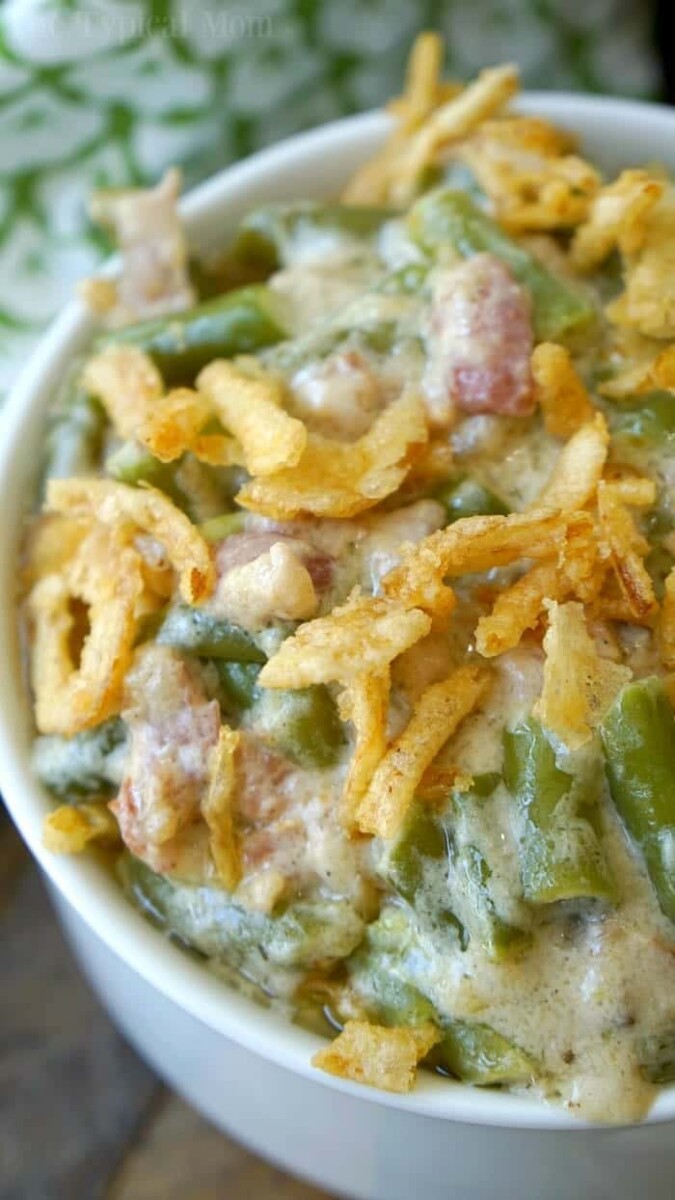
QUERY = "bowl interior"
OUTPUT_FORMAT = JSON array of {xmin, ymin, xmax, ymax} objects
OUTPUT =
[{"xmin": 2, "ymin": 95, "xmax": 675, "ymax": 1130}]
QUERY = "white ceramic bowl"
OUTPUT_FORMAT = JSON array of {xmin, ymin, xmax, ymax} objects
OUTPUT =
[{"xmin": 2, "ymin": 94, "xmax": 675, "ymax": 1200}]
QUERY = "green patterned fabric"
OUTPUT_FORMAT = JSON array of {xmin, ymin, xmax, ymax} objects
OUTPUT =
[{"xmin": 0, "ymin": 0, "xmax": 660, "ymax": 392}]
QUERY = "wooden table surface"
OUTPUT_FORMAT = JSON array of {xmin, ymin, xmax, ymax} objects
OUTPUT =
[{"xmin": 0, "ymin": 813, "xmax": 335, "ymax": 1200}]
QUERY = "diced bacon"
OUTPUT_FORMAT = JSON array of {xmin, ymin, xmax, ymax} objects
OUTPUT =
[
  {"xmin": 235, "ymin": 732, "xmax": 295, "ymax": 824},
  {"xmin": 111, "ymin": 645, "xmax": 220, "ymax": 869},
  {"xmin": 423, "ymin": 253, "xmax": 534, "ymax": 423}
]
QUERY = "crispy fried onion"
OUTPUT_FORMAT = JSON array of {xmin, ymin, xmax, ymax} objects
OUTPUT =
[
  {"xmin": 22, "ymin": 514, "xmax": 91, "ymax": 587},
  {"xmin": 599, "ymin": 345, "xmax": 675, "ymax": 399},
  {"xmin": 572, "ymin": 170, "xmax": 675, "ymax": 339},
  {"xmin": 531, "ymin": 343, "xmax": 597, "ymax": 438},
  {"xmin": 28, "ymin": 535, "xmax": 144, "ymax": 735},
  {"xmin": 571, "ymin": 169, "xmax": 665, "ymax": 272},
  {"xmin": 475, "ymin": 561, "xmax": 564, "ymax": 658},
  {"xmin": 476, "ymin": 431, "xmax": 656, "ymax": 656},
  {"xmin": 356, "ymin": 664, "xmax": 490, "ymax": 839},
  {"xmin": 342, "ymin": 32, "xmax": 461, "ymax": 205},
  {"xmin": 202, "ymin": 725, "xmax": 241, "ymax": 890},
  {"xmin": 596, "ymin": 480, "xmax": 657, "ymax": 620},
  {"xmin": 534, "ymin": 414, "xmax": 609, "ymax": 511},
  {"xmin": 258, "ymin": 590, "xmax": 431, "ymax": 689},
  {"xmin": 312, "ymin": 1019, "xmax": 441, "ymax": 1094},
  {"xmin": 47, "ymin": 478, "xmax": 215, "ymax": 605},
  {"xmin": 43, "ymin": 803, "xmax": 120, "ymax": 854},
  {"xmin": 236, "ymin": 389, "xmax": 428, "ymax": 520},
  {"xmin": 605, "ymin": 187, "xmax": 675, "ymax": 339},
  {"xmin": 383, "ymin": 508, "xmax": 594, "ymax": 618},
  {"xmin": 534, "ymin": 600, "xmax": 632, "ymax": 749},
  {"xmin": 456, "ymin": 117, "xmax": 600, "ymax": 232},
  {"xmin": 338, "ymin": 669, "xmax": 390, "ymax": 830},
  {"xmin": 343, "ymin": 34, "xmax": 517, "ymax": 207},
  {"xmin": 82, "ymin": 344, "xmax": 238, "ymax": 469},
  {"xmin": 197, "ymin": 358, "xmax": 307, "ymax": 475}
]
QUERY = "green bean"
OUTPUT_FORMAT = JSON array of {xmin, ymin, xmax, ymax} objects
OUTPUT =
[
  {"xmin": 106, "ymin": 442, "xmax": 187, "ymax": 502},
  {"xmin": 258, "ymin": 685, "xmax": 345, "ymax": 769},
  {"xmin": 382, "ymin": 803, "xmax": 467, "ymax": 947},
  {"xmin": 384, "ymin": 803, "xmax": 448, "ymax": 902},
  {"xmin": 347, "ymin": 907, "xmax": 536, "ymax": 1084},
  {"xmin": 213, "ymin": 661, "xmax": 262, "ymax": 713},
  {"xmin": 600, "ymin": 677, "xmax": 675, "ymax": 924},
  {"xmin": 262, "ymin": 256, "xmax": 425, "ymax": 377},
  {"xmin": 644, "ymin": 503, "xmax": 675, "ymax": 599},
  {"xmin": 382, "ymin": 792, "xmax": 526, "ymax": 959},
  {"xmin": 232, "ymin": 202, "xmax": 395, "ymax": 270},
  {"xmin": 435, "ymin": 1021, "xmax": 536, "ymax": 1086},
  {"xmin": 346, "ymin": 906, "xmax": 439, "ymax": 1025},
  {"xmin": 106, "ymin": 443, "xmax": 234, "ymax": 524},
  {"xmin": 32, "ymin": 718, "xmax": 127, "ymax": 800},
  {"xmin": 375, "ymin": 262, "xmax": 428, "ymax": 297},
  {"xmin": 450, "ymin": 779, "xmax": 530, "ymax": 959},
  {"xmin": 408, "ymin": 188, "xmax": 595, "ymax": 341},
  {"xmin": 450, "ymin": 838, "xmax": 529, "ymax": 961},
  {"xmin": 503, "ymin": 719, "xmax": 615, "ymax": 905},
  {"xmin": 188, "ymin": 252, "xmax": 269, "ymax": 301},
  {"xmin": 43, "ymin": 391, "xmax": 106, "ymax": 481},
  {"xmin": 638, "ymin": 1031, "xmax": 675, "ymax": 1084},
  {"xmin": 156, "ymin": 605, "xmax": 266, "ymax": 663},
  {"xmin": 434, "ymin": 476, "xmax": 510, "ymax": 524},
  {"xmin": 121, "ymin": 855, "xmax": 365, "ymax": 968},
  {"xmin": 101, "ymin": 285, "xmax": 287, "ymax": 386},
  {"xmin": 609, "ymin": 390, "xmax": 675, "ymax": 448},
  {"xmin": 198, "ymin": 511, "xmax": 246, "ymax": 542}
]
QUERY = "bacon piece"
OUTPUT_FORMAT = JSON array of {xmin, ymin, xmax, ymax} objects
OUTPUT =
[
  {"xmin": 423, "ymin": 252, "xmax": 534, "ymax": 423},
  {"xmin": 112, "ymin": 645, "xmax": 220, "ymax": 869}
]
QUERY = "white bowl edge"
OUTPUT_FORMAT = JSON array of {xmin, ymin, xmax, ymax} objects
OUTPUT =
[{"xmin": 2, "ymin": 97, "xmax": 675, "ymax": 1132}]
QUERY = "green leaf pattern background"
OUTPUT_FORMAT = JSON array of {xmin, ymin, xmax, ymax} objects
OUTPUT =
[{"xmin": 0, "ymin": 0, "xmax": 660, "ymax": 392}]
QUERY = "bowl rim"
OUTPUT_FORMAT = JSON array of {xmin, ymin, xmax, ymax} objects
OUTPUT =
[{"xmin": 2, "ymin": 92, "xmax": 675, "ymax": 1132}]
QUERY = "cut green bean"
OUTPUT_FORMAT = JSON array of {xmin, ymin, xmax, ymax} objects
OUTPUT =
[
  {"xmin": 32, "ymin": 718, "xmax": 127, "ymax": 800},
  {"xmin": 382, "ymin": 794, "xmax": 526, "ymax": 959},
  {"xmin": 121, "ymin": 855, "xmax": 365, "ymax": 968},
  {"xmin": 213, "ymin": 661, "xmax": 262, "ymax": 713},
  {"xmin": 258, "ymin": 685, "xmax": 345, "ymax": 769},
  {"xmin": 408, "ymin": 188, "xmax": 595, "ymax": 341},
  {"xmin": 347, "ymin": 906, "xmax": 536, "ymax": 1084},
  {"xmin": 101, "ymin": 285, "xmax": 287, "ymax": 386},
  {"xmin": 382, "ymin": 803, "xmax": 467, "ymax": 947},
  {"xmin": 600, "ymin": 677, "xmax": 675, "ymax": 924},
  {"xmin": 156, "ymin": 606, "xmax": 266, "ymax": 663},
  {"xmin": 609, "ymin": 390, "xmax": 675, "ymax": 448},
  {"xmin": 199, "ymin": 511, "xmax": 245, "ymax": 542},
  {"xmin": 385, "ymin": 803, "xmax": 448, "ymax": 904},
  {"xmin": 503, "ymin": 720, "xmax": 615, "ymax": 905},
  {"xmin": 346, "ymin": 906, "xmax": 439, "ymax": 1026},
  {"xmin": 436, "ymin": 1021, "xmax": 536, "ymax": 1086},
  {"xmin": 106, "ymin": 443, "xmax": 234, "ymax": 524},
  {"xmin": 106, "ymin": 442, "xmax": 187, "ymax": 503},
  {"xmin": 43, "ymin": 392, "xmax": 106, "ymax": 481},
  {"xmin": 434, "ymin": 476, "xmax": 510, "ymax": 524}
]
